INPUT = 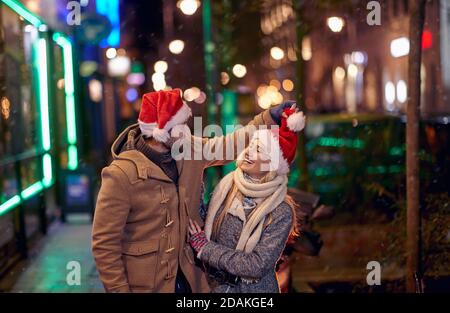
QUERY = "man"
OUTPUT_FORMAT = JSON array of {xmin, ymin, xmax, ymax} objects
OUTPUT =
[{"xmin": 92, "ymin": 89, "xmax": 292, "ymax": 293}]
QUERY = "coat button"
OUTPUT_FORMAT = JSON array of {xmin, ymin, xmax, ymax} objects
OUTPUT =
[{"xmin": 165, "ymin": 220, "xmax": 174, "ymax": 227}]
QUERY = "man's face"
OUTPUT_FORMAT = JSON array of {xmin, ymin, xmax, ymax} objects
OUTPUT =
[
  {"xmin": 163, "ymin": 124, "xmax": 191, "ymax": 149},
  {"xmin": 163, "ymin": 133, "xmax": 183, "ymax": 149}
]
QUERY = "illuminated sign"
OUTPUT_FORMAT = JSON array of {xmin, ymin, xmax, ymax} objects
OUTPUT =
[{"xmin": 96, "ymin": 0, "xmax": 120, "ymax": 47}]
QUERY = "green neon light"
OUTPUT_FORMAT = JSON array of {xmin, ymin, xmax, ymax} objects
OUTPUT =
[
  {"xmin": 221, "ymin": 90, "xmax": 237, "ymax": 175},
  {"xmin": 1, "ymin": 0, "xmax": 44, "ymax": 27},
  {"xmin": 21, "ymin": 182, "xmax": 44, "ymax": 200},
  {"xmin": 65, "ymin": 94, "xmax": 77, "ymax": 144},
  {"xmin": 0, "ymin": 195, "xmax": 21, "ymax": 215},
  {"xmin": 0, "ymin": 6, "xmax": 53, "ymax": 216},
  {"xmin": 37, "ymin": 38, "xmax": 51, "ymax": 151},
  {"xmin": 311, "ymin": 164, "xmax": 404, "ymax": 178},
  {"xmin": 0, "ymin": 156, "xmax": 54, "ymax": 214},
  {"xmin": 53, "ymin": 34, "xmax": 75, "ymax": 95},
  {"xmin": 313, "ymin": 167, "xmax": 333, "ymax": 177},
  {"xmin": 389, "ymin": 165, "xmax": 403, "ymax": 173},
  {"xmin": 389, "ymin": 146, "xmax": 404, "ymax": 156},
  {"xmin": 53, "ymin": 33, "xmax": 78, "ymax": 169},
  {"xmin": 43, "ymin": 153, "xmax": 53, "ymax": 187},
  {"xmin": 318, "ymin": 137, "xmax": 365, "ymax": 149},
  {"xmin": 367, "ymin": 165, "xmax": 387, "ymax": 174},
  {"xmin": 68, "ymin": 145, "xmax": 78, "ymax": 170}
]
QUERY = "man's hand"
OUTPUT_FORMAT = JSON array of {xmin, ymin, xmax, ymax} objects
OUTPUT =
[
  {"xmin": 189, "ymin": 219, "xmax": 208, "ymax": 255},
  {"xmin": 270, "ymin": 100, "xmax": 297, "ymax": 125}
]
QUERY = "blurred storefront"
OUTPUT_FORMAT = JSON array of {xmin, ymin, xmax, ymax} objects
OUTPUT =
[{"xmin": 0, "ymin": 0, "xmax": 81, "ymax": 275}]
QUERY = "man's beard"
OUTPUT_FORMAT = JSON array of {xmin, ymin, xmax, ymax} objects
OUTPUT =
[{"xmin": 162, "ymin": 139, "xmax": 173, "ymax": 150}]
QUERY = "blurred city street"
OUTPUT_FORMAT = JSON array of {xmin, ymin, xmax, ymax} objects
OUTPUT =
[
  {"xmin": 1, "ymin": 215, "xmax": 103, "ymax": 292},
  {"xmin": 0, "ymin": 0, "xmax": 449, "ymax": 293}
]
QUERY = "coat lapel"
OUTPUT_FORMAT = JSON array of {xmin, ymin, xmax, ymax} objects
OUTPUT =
[
  {"xmin": 146, "ymin": 163, "xmax": 173, "ymax": 183},
  {"xmin": 176, "ymin": 158, "xmax": 184, "ymax": 176},
  {"xmin": 117, "ymin": 150, "xmax": 173, "ymax": 183}
]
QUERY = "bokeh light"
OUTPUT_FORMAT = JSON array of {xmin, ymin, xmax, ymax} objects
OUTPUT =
[
  {"xmin": 154, "ymin": 60, "xmax": 168, "ymax": 73},
  {"xmin": 282, "ymin": 79, "xmax": 294, "ymax": 92},
  {"xmin": 179, "ymin": 0, "xmax": 200, "ymax": 15},
  {"xmin": 232, "ymin": 64, "xmax": 247, "ymax": 78},
  {"xmin": 221, "ymin": 72, "xmax": 230, "ymax": 85},
  {"xmin": 169, "ymin": 39, "xmax": 185, "ymax": 54},
  {"xmin": 327, "ymin": 17, "xmax": 345, "ymax": 33},
  {"xmin": 106, "ymin": 48, "xmax": 117, "ymax": 59},
  {"xmin": 270, "ymin": 46, "xmax": 284, "ymax": 60}
]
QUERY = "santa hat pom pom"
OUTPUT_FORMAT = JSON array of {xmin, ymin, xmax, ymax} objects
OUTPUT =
[
  {"xmin": 152, "ymin": 127, "xmax": 170, "ymax": 142},
  {"xmin": 287, "ymin": 111, "xmax": 306, "ymax": 132}
]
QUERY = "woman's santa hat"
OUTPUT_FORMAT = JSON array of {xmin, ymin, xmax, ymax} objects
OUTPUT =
[
  {"xmin": 245, "ymin": 106, "xmax": 306, "ymax": 175},
  {"xmin": 138, "ymin": 89, "xmax": 192, "ymax": 142}
]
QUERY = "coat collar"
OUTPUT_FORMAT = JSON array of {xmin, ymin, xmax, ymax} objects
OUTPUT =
[
  {"xmin": 117, "ymin": 150, "xmax": 185, "ymax": 183},
  {"xmin": 112, "ymin": 124, "xmax": 185, "ymax": 183}
]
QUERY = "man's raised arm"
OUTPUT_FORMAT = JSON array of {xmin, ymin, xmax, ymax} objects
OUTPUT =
[{"xmin": 189, "ymin": 101, "xmax": 295, "ymax": 168}]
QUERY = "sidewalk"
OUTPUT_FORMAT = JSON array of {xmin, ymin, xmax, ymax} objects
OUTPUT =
[{"xmin": 7, "ymin": 214, "xmax": 104, "ymax": 293}]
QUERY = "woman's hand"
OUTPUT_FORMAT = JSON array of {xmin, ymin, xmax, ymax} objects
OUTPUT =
[
  {"xmin": 188, "ymin": 219, "xmax": 208, "ymax": 255},
  {"xmin": 189, "ymin": 219, "xmax": 203, "ymax": 235}
]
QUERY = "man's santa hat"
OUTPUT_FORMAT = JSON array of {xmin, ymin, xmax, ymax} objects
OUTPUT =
[
  {"xmin": 244, "ymin": 106, "xmax": 306, "ymax": 175},
  {"xmin": 138, "ymin": 89, "xmax": 192, "ymax": 142}
]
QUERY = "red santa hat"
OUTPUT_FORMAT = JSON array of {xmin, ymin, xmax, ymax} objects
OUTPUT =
[
  {"xmin": 138, "ymin": 89, "xmax": 192, "ymax": 142},
  {"xmin": 247, "ymin": 106, "xmax": 305, "ymax": 175}
]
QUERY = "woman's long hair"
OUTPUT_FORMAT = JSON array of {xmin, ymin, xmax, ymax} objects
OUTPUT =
[
  {"xmin": 211, "ymin": 184, "xmax": 238, "ymax": 242},
  {"xmin": 284, "ymin": 194, "xmax": 300, "ymax": 238}
]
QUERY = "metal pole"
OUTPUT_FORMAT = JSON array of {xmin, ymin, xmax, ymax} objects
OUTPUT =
[
  {"xmin": 293, "ymin": 0, "xmax": 310, "ymax": 191},
  {"xmin": 202, "ymin": 0, "xmax": 219, "ymax": 199},
  {"xmin": 406, "ymin": 0, "xmax": 426, "ymax": 293},
  {"xmin": 202, "ymin": 0, "xmax": 216, "ymax": 125}
]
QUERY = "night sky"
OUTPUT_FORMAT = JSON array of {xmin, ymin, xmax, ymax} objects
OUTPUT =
[{"xmin": 120, "ymin": 0, "xmax": 164, "ymax": 53}]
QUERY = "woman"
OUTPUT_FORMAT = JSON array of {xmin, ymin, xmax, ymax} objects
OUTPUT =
[{"xmin": 188, "ymin": 106, "xmax": 305, "ymax": 293}]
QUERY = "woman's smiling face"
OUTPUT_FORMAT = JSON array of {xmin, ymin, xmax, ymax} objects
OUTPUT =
[{"xmin": 238, "ymin": 139, "xmax": 271, "ymax": 179}]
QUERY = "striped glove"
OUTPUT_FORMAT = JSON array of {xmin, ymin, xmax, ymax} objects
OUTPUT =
[{"xmin": 189, "ymin": 230, "xmax": 208, "ymax": 254}]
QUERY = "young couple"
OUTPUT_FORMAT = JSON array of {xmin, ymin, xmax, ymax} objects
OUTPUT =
[{"xmin": 92, "ymin": 88, "xmax": 305, "ymax": 293}]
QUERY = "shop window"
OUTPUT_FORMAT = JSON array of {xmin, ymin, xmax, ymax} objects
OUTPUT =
[
  {"xmin": 0, "ymin": 5, "xmax": 39, "ymax": 159},
  {"xmin": 0, "ymin": 164, "xmax": 18, "ymax": 204}
]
